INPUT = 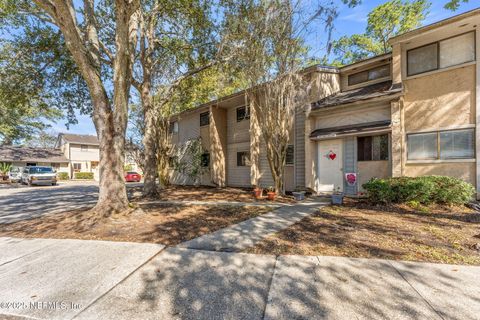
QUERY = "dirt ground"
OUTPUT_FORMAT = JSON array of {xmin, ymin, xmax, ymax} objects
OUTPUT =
[
  {"xmin": 245, "ymin": 199, "xmax": 480, "ymax": 265},
  {"xmin": 131, "ymin": 185, "xmax": 297, "ymax": 203},
  {"xmin": 0, "ymin": 204, "xmax": 272, "ymax": 245}
]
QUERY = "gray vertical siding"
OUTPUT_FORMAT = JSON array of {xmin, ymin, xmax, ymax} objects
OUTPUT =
[
  {"xmin": 295, "ymin": 107, "xmax": 306, "ymax": 188},
  {"xmin": 343, "ymin": 136, "xmax": 357, "ymax": 195}
]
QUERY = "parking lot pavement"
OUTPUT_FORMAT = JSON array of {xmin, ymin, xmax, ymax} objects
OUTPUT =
[{"xmin": 0, "ymin": 181, "xmax": 144, "ymax": 224}]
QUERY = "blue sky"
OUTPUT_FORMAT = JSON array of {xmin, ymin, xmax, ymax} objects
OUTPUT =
[{"xmin": 52, "ymin": 0, "xmax": 479, "ymax": 136}]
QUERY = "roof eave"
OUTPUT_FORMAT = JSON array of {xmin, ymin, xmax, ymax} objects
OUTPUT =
[
  {"xmin": 310, "ymin": 91, "xmax": 403, "ymax": 115},
  {"xmin": 389, "ymin": 8, "xmax": 480, "ymax": 45}
]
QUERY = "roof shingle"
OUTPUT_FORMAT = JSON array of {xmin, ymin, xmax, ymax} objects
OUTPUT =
[
  {"xmin": 0, "ymin": 146, "xmax": 69, "ymax": 163},
  {"xmin": 60, "ymin": 133, "xmax": 99, "ymax": 145},
  {"xmin": 311, "ymin": 81, "xmax": 402, "ymax": 110}
]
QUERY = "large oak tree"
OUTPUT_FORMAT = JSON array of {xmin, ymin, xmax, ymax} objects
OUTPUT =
[{"xmin": 28, "ymin": 0, "xmax": 140, "ymax": 214}]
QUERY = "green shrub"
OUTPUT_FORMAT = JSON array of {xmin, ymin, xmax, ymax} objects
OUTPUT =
[
  {"xmin": 362, "ymin": 176, "xmax": 475, "ymax": 205},
  {"xmin": 57, "ymin": 172, "xmax": 69, "ymax": 180},
  {"xmin": 74, "ymin": 172, "xmax": 94, "ymax": 180}
]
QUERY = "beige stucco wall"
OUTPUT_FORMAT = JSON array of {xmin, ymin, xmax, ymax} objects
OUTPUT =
[
  {"xmin": 69, "ymin": 144, "xmax": 99, "ymax": 161},
  {"xmin": 404, "ymin": 162, "xmax": 476, "ymax": 185},
  {"xmin": 403, "ymin": 65, "xmax": 476, "ymax": 132},
  {"xmin": 401, "ymin": 65, "xmax": 477, "ymax": 188},
  {"xmin": 357, "ymin": 161, "xmax": 390, "ymax": 191}
]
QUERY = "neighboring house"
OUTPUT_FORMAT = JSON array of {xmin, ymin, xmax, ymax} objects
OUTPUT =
[
  {"xmin": 0, "ymin": 133, "xmax": 142, "ymax": 181},
  {"xmin": 55, "ymin": 133, "xmax": 101, "ymax": 179},
  {"xmin": 169, "ymin": 9, "xmax": 480, "ymax": 199},
  {"xmin": 0, "ymin": 146, "xmax": 70, "ymax": 173},
  {"xmin": 55, "ymin": 133, "xmax": 142, "ymax": 179}
]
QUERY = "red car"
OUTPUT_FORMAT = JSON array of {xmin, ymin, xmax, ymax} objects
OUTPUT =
[{"xmin": 125, "ymin": 171, "xmax": 142, "ymax": 182}]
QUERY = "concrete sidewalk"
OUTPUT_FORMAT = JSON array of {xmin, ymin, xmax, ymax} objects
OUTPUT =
[
  {"xmin": 177, "ymin": 198, "xmax": 329, "ymax": 251},
  {"xmin": 1, "ymin": 237, "xmax": 479, "ymax": 320}
]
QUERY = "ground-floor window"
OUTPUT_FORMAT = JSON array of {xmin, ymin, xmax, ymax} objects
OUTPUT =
[
  {"xmin": 201, "ymin": 152, "xmax": 210, "ymax": 167},
  {"xmin": 73, "ymin": 163, "xmax": 82, "ymax": 172},
  {"xmin": 407, "ymin": 128, "xmax": 474, "ymax": 160},
  {"xmin": 357, "ymin": 134, "xmax": 389, "ymax": 161},
  {"xmin": 26, "ymin": 163, "xmax": 36, "ymax": 166},
  {"xmin": 237, "ymin": 151, "xmax": 251, "ymax": 166}
]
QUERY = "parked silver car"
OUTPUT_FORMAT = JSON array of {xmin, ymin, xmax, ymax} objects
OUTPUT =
[
  {"xmin": 21, "ymin": 166, "xmax": 57, "ymax": 186},
  {"xmin": 8, "ymin": 167, "xmax": 22, "ymax": 182}
]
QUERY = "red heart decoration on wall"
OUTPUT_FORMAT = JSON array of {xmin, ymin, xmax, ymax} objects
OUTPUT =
[{"xmin": 328, "ymin": 151, "xmax": 336, "ymax": 160}]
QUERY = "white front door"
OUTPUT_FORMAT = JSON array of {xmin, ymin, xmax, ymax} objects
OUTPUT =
[{"xmin": 317, "ymin": 139, "xmax": 344, "ymax": 192}]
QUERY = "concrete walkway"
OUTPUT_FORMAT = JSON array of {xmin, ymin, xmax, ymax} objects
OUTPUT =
[
  {"xmin": 177, "ymin": 198, "xmax": 329, "ymax": 251},
  {"xmin": 0, "ymin": 237, "xmax": 479, "ymax": 320}
]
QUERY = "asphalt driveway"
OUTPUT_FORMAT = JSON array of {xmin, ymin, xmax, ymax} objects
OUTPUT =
[{"xmin": 0, "ymin": 182, "xmax": 142, "ymax": 224}]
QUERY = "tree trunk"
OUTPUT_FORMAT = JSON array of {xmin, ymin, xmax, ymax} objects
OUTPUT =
[
  {"xmin": 96, "ymin": 119, "xmax": 129, "ymax": 214},
  {"xmin": 141, "ymin": 90, "xmax": 159, "ymax": 197}
]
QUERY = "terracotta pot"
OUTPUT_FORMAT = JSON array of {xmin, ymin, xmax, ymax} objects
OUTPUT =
[
  {"xmin": 267, "ymin": 191, "xmax": 276, "ymax": 201},
  {"xmin": 253, "ymin": 188, "xmax": 263, "ymax": 199}
]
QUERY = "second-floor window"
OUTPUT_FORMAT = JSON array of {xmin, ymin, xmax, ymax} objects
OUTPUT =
[
  {"xmin": 200, "ymin": 111, "xmax": 210, "ymax": 127},
  {"xmin": 348, "ymin": 64, "xmax": 390, "ymax": 86},
  {"xmin": 236, "ymin": 106, "xmax": 250, "ymax": 122},
  {"xmin": 407, "ymin": 32, "xmax": 475, "ymax": 77},
  {"xmin": 237, "ymin": 151, "xmax": 251, "ymax": 166},
  {"xmin": 169, "ymin": 121, "xmax": 179, "ymax": 134},
  {"xmin": 81, "ymin": 145, "xmax": 88, "ymax": 152}
]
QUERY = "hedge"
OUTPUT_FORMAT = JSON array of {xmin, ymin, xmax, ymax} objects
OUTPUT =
[
  {"xmin": 74, "ymin": 172, "xmax": 94, "ymax": 180},
  {"xmin": 57, "ymin": 172, "xmax": 69, "ymax": 180},
  {"xmin": 362, "ymin": 176, "xmax": 475, "ymax": 205}
]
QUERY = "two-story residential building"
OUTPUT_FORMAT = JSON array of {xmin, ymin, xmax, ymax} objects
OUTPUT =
[
  {"xmin": 168, "ymin": 9, "xmax": 480, "ymax": 199},
  {"xmin": 55, "ymin": 133, "xmax": 101, "ymax": 179}
]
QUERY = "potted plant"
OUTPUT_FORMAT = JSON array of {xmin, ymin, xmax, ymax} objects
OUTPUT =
[
  {"xmin": 253, "ymin": 185, "xmax": 263, "ymax": 199},
  {"xmin": 0, "ymin": 162, "xmax": 12, "ymax": 182},
  {"xmin": 292, "ymin": 186, "xmax": 306, "ymax": 201},
  {"xmin": 266, "ymin": 186, "xmax": 276, "ymax": 201},
  {"xmin": 331, "ymin": 186, "xmax": 344, "ymax": 205}
]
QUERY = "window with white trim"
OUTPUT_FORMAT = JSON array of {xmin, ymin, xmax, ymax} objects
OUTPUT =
[{"xmin": 407, "ymin": 129, "xmax": 474, "ymax": 160}]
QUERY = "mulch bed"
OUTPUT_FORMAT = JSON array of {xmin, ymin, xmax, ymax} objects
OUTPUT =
[
  {"xmin": 130, "ymin": 185, "xmax": 297, "ymax": 204},
  {"xmin": 245, "ymin": 198, "xmax": 480, "ymax": 265},
  {"xmin": 0, "ymin": 203, "xmax": 272, "ymax": 246}
]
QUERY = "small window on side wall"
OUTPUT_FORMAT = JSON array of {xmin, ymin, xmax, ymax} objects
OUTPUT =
[
  {"xmin": 169, "ymin": 121, "xmax": 178, "ymax": 134},
  {"xmin": 81, "ymin": 145, "xmax": 88, "ymax": 152},
  {"xmin": 237, "ymin": 151, "xmax": 251, "ymax": 166},
  {"xmin": 200, "ymin": 112, "xmax": 210, "ymax": 127},
  {"xmin": 201, "ymin": 152, "xmax": 210, "ymax": 167},
  {"xmin": 286, "ymin": 145, "xmax": 294, "ymax": 165},
  {"xmin": 357, "ymin": 135, "xmax": 389, "ymax": 161},
  {"xmin": 236, "ymin": 106, "xmax": 250, "ymax": 122}
]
